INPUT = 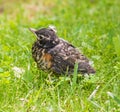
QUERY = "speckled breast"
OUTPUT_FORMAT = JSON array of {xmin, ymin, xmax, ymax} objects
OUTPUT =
[{"xmin": 32, "ymin": 44, "xmax": 52, "ymax": 70}]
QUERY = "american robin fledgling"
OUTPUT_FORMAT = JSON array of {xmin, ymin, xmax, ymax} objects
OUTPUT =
[{"xmin": 29, "ymin": 26, "xmax": 95, "ymax": 75}]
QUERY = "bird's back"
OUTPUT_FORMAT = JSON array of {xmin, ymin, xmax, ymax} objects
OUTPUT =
[{"xmin": 48, "ymin": 39, "xmax": 95, "ymax": 75}]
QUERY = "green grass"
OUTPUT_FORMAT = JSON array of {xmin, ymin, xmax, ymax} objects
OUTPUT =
[{"xmin": 0, "ymin": 0, "xmax": 120, "ymax": 111}]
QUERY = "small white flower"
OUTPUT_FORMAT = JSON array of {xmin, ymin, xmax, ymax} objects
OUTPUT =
[
  {"xmin": 46, "ymin": 105, "xmax": 54, "ymax": 112},
  {"xmin": 12, "ymin": 66, "xmax": 25, "ymax": 78}
]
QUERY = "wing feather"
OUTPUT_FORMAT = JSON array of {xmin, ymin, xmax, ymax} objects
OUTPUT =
[{"xmin": 48, "ymin": 39, "xmax": 95, "ymax": 75}]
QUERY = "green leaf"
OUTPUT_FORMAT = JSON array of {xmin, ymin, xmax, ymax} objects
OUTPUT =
[
  {"xmin": 113, "ymin": 36, "xmax": 120, "ymax": 57},
  {"xmin": 107, "ymin": 92, "xmax": 120, "ymax": 105},
  {"xmin": 72, "ymin": 63, "xmax": 78, "ymax": 86}
]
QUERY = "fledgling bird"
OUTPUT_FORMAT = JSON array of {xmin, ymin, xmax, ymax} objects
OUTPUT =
[{"xmin": 29, "ymin": 26, "xmax": 95, "ymax": 75}]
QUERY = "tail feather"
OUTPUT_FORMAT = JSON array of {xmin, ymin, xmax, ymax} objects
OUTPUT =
[{"xmin": 78, "ymin": 62, "xmax": 95, "ymax": 74}]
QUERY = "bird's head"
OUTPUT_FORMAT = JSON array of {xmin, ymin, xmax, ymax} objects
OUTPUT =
[{"xmin": 29, "ymin": 26, "xmax": 59, "ymax": 48}]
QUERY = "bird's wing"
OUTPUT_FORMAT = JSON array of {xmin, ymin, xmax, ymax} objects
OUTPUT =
[
  {"xmin": 60, "ymin": 38, "xmax": 89, "ymax": 63},
  {"xmin": 64, "ymin": 44, "xmax": 95, "ymax": 74},
  {"xmin": 48, "ymin": 39, "xmax": 93, "ymax": 75}
]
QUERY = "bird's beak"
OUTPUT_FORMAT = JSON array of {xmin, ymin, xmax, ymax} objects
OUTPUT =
[{"xmin": 29, "ymin": 28, "xmax": 37, "ymax": 33}]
